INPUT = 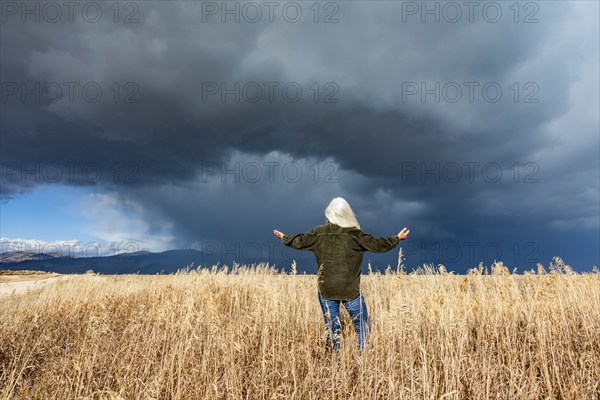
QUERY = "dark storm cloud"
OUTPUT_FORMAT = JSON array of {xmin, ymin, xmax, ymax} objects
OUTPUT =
[{"xmin": 1, "ymin": 1, "xmax": 598, "ymax": 270}]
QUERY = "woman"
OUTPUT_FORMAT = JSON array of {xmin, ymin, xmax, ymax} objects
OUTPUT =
[{"xmin": 273, "ymin": 197, "xmax": 410, "ymax": 361}]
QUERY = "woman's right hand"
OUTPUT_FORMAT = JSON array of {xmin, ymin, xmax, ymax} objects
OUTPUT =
[{"xmin": 397, "ymin": 227, "xmax": 410, "ymax": 240}]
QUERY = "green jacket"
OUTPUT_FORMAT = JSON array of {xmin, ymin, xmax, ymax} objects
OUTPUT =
[{"xmin": 281, "ymin": 220, "xmax": 401, "ymax": 301}]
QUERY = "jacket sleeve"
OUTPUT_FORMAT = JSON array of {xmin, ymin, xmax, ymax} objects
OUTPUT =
[
  {"xmin": 281, "ymin": 227, "xmax": 319, "ymax": 251},
  {"xmin": 355, "ymin": 231, "xmax": 400, "ymax": 253}
]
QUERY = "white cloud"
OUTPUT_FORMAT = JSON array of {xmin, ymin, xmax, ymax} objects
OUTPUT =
[
  {"xmin": 79, "ymin": 192, "xmax": 177, "ymax": 252},
  {"xmin": 0, "ymin": 237, "xmax": 83, "ymax": 255}
]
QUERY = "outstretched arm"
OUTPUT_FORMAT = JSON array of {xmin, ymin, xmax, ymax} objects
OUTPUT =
[
  {"xmin": 274, "ymin": 228, "xmax": 318, "ymax": 250},
  {"xmin": 356, "ymin": 227, "xmax": 410, "ymax": 253}
]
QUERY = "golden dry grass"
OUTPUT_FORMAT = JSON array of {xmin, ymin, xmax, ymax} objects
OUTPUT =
[
  {"xmin": 0, "ymin": 270, "xmax": 59, "ymax": 283},
  {"xmin": 1, "ymin": 259, "xmax": 599, "ymax": 400}
]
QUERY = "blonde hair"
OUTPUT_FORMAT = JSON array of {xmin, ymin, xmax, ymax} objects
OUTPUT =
[{"xmin": 325, "ymin": 197, "xmax": 361, "ymax": 229}]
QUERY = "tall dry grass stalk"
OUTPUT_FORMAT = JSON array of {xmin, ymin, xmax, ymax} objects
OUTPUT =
[{"xmin": 1, "ymin": 259, "xmax": 599, "ymax": 399}]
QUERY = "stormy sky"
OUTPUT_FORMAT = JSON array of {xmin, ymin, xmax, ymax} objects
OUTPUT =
[{"xmin": 1, "ymin": 0, "xmax": 599, "ymax": 273}]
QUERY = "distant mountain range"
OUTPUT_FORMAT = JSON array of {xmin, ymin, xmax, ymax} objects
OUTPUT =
[
  {"xmin": 1, "ymin": 251, "xmax": 57, "ymax": 263},
  {"xmin": 0, "ymin": 249, "xmax": 229, "ymax": 274}
]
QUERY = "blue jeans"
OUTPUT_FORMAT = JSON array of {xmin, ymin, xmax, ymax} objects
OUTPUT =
[{"xmin": 318, "ymin": 291, "xmax": 370, "ymax": 360}]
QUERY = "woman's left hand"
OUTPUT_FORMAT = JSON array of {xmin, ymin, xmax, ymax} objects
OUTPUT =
[{"xmin": 273, "ymin": 229, "xmax": 284, "ymax": 239}]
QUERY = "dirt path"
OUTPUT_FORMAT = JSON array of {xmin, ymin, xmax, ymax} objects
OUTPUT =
[{"xmin": 0, "ymin": 275, "xmax": 73, "ymax": 297}]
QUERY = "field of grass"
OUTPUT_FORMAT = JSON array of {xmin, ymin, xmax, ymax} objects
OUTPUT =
[
  {"xmin": 0, "ymin": 270, "xmax": 59, "ymax": 283},
  {"xmin": 1, "ymin": 258, "xmax": 598, "ymax": 399}
]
